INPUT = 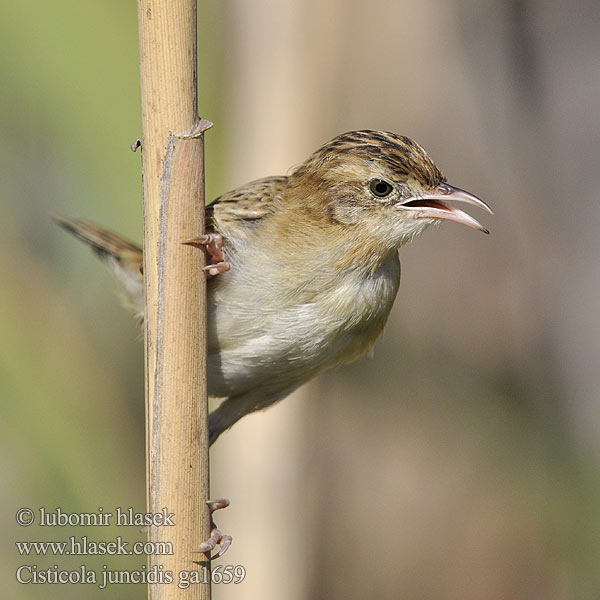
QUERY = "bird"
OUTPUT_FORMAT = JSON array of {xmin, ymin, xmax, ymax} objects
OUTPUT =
[{"xmin": 57, "ymin": 129, "xmax": 491, "ymax": 446}]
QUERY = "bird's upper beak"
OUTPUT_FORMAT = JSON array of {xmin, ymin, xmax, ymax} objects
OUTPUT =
[{"xmin": 398, "ymin": 182, "xmax": 493, "ymax": 233}]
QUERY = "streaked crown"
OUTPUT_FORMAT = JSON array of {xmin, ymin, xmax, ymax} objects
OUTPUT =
[{"xmin": 297, "ymin": 130, "xmax": 445, "ymax": 189}]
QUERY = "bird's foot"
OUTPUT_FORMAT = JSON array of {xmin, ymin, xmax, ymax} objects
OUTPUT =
[
  {"xmin": 203, "ymin": 262, "xmax": 231, "ymax": 277},
  {"xmin": 183, "ymin": 233, "xmax": 225, "ymax": 261},
  {"xmin": 182, "ymin": 233, "xmax": 231, "ymax": 278},
  {"xmin": 192, "ymin": 498, "xmax": 232, "ymax": 561}
]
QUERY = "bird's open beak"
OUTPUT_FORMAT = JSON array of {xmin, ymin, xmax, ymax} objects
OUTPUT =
[{"xmin": 399, "ymin": 182, "xmax": 493, "ymax": 234}]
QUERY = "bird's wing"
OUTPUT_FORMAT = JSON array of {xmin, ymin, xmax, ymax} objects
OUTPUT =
[
  {"xmin": 55, "ymin": 176, "xmax": 288, "ymax": 314},
  {"xmin": 206, "ymin": 176, "xmax": 288, "ymax": 237},
  {"xmin": 57, "ymin": 176, "xmax": 288, "ymax": 266}
]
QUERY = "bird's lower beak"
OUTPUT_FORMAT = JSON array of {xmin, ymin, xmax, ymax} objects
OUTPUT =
[{"xmin": 399, "ymin": 183, "xmax": 492, "ymax": 234}]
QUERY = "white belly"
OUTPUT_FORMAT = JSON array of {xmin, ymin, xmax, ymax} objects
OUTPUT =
[{"xmin": 207, "ymin": 254, "xmax": 400, "ymax": 398}]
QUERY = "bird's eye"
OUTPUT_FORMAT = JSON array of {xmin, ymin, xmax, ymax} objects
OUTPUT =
[{"xmin": 369, "ymin": 179, "xmax": 393, "ymax": 197}]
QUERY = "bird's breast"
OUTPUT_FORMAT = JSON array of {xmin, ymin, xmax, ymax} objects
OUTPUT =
[{"xmin": 207, "ymin": 252, "xmax": 400, "ymax": 397}]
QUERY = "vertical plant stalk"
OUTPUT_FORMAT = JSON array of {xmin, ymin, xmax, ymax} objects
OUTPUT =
[{"xmin": 137, "ymin": 1, "xmax": 212, "ymax": 598}]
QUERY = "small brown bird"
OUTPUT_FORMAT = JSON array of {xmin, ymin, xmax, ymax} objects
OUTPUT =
[{"xmin": 57, "ymin": 130, "xmax": 491, "ymax": 445}]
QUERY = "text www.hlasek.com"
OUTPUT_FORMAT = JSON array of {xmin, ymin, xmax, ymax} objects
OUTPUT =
[{"xmin": 16, "ymin": 537, "xmax": 172, "ymax": 556}]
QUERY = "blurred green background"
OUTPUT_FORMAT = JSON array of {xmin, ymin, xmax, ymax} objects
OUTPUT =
[{"xmin": 2, "ymin": 1, "xmax": 600, "ymax": 599}]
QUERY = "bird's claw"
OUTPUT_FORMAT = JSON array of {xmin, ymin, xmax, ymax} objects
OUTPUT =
[
  {"xmin": 203, "ymin": 262, "xmax": 231, "ymax": 276},
  {"xmin": 192, "ymin": 498, "xmax": 232, "ymax": 561},
  {"xmin": 193, "ymin": 528, "xmax": 232, "ymax": 560},
  {"xmin": 182, "ymin": 233, "xmax": 231, "ymax": 278},
  {"xmin": 182, "ymin": 233, "xmax": 225, "ymax": 261}
]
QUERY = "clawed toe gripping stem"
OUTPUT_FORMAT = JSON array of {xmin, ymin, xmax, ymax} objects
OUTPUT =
[
  {"xmin": 192, "ymin": 498, "xmax": 232, "ymax": 561},
  {"xmin": 182, "ymin": 233, "xmax": 231, "ymax": 277}
]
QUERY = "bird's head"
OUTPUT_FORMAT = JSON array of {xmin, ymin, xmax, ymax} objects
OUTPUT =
[{"xmin": 290, "ymin": 130, "xmax": 492, "ymax": 250}]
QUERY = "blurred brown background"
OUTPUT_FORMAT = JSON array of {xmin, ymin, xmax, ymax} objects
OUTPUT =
[{"xmin": 2, "ymin": 1, "xmax": 599, "ymax": 599}]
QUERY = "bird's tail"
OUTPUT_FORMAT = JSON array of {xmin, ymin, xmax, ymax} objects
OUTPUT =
[
  {"xmin": 55, "ymin": 217, "xmax": 144, "ymax": 318},
  {"xmin": 54, "ymin": 217, "xmax": 143, "ymax": 266}
]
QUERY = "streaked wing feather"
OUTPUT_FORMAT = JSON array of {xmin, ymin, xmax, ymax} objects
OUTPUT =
[{"xmin": 206, "ymin": 176, "xmax": 288, "ymax": 235}]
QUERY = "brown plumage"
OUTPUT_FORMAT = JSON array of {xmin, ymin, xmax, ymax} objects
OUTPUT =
[{"xmin": 57, "ymin": 130, "xmax": 491, "ymax": 444}]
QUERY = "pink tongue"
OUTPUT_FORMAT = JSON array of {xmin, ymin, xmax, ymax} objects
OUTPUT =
[{"xmin": 406, "ymin": 199, "xmax": 450, "ymax": 211}]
